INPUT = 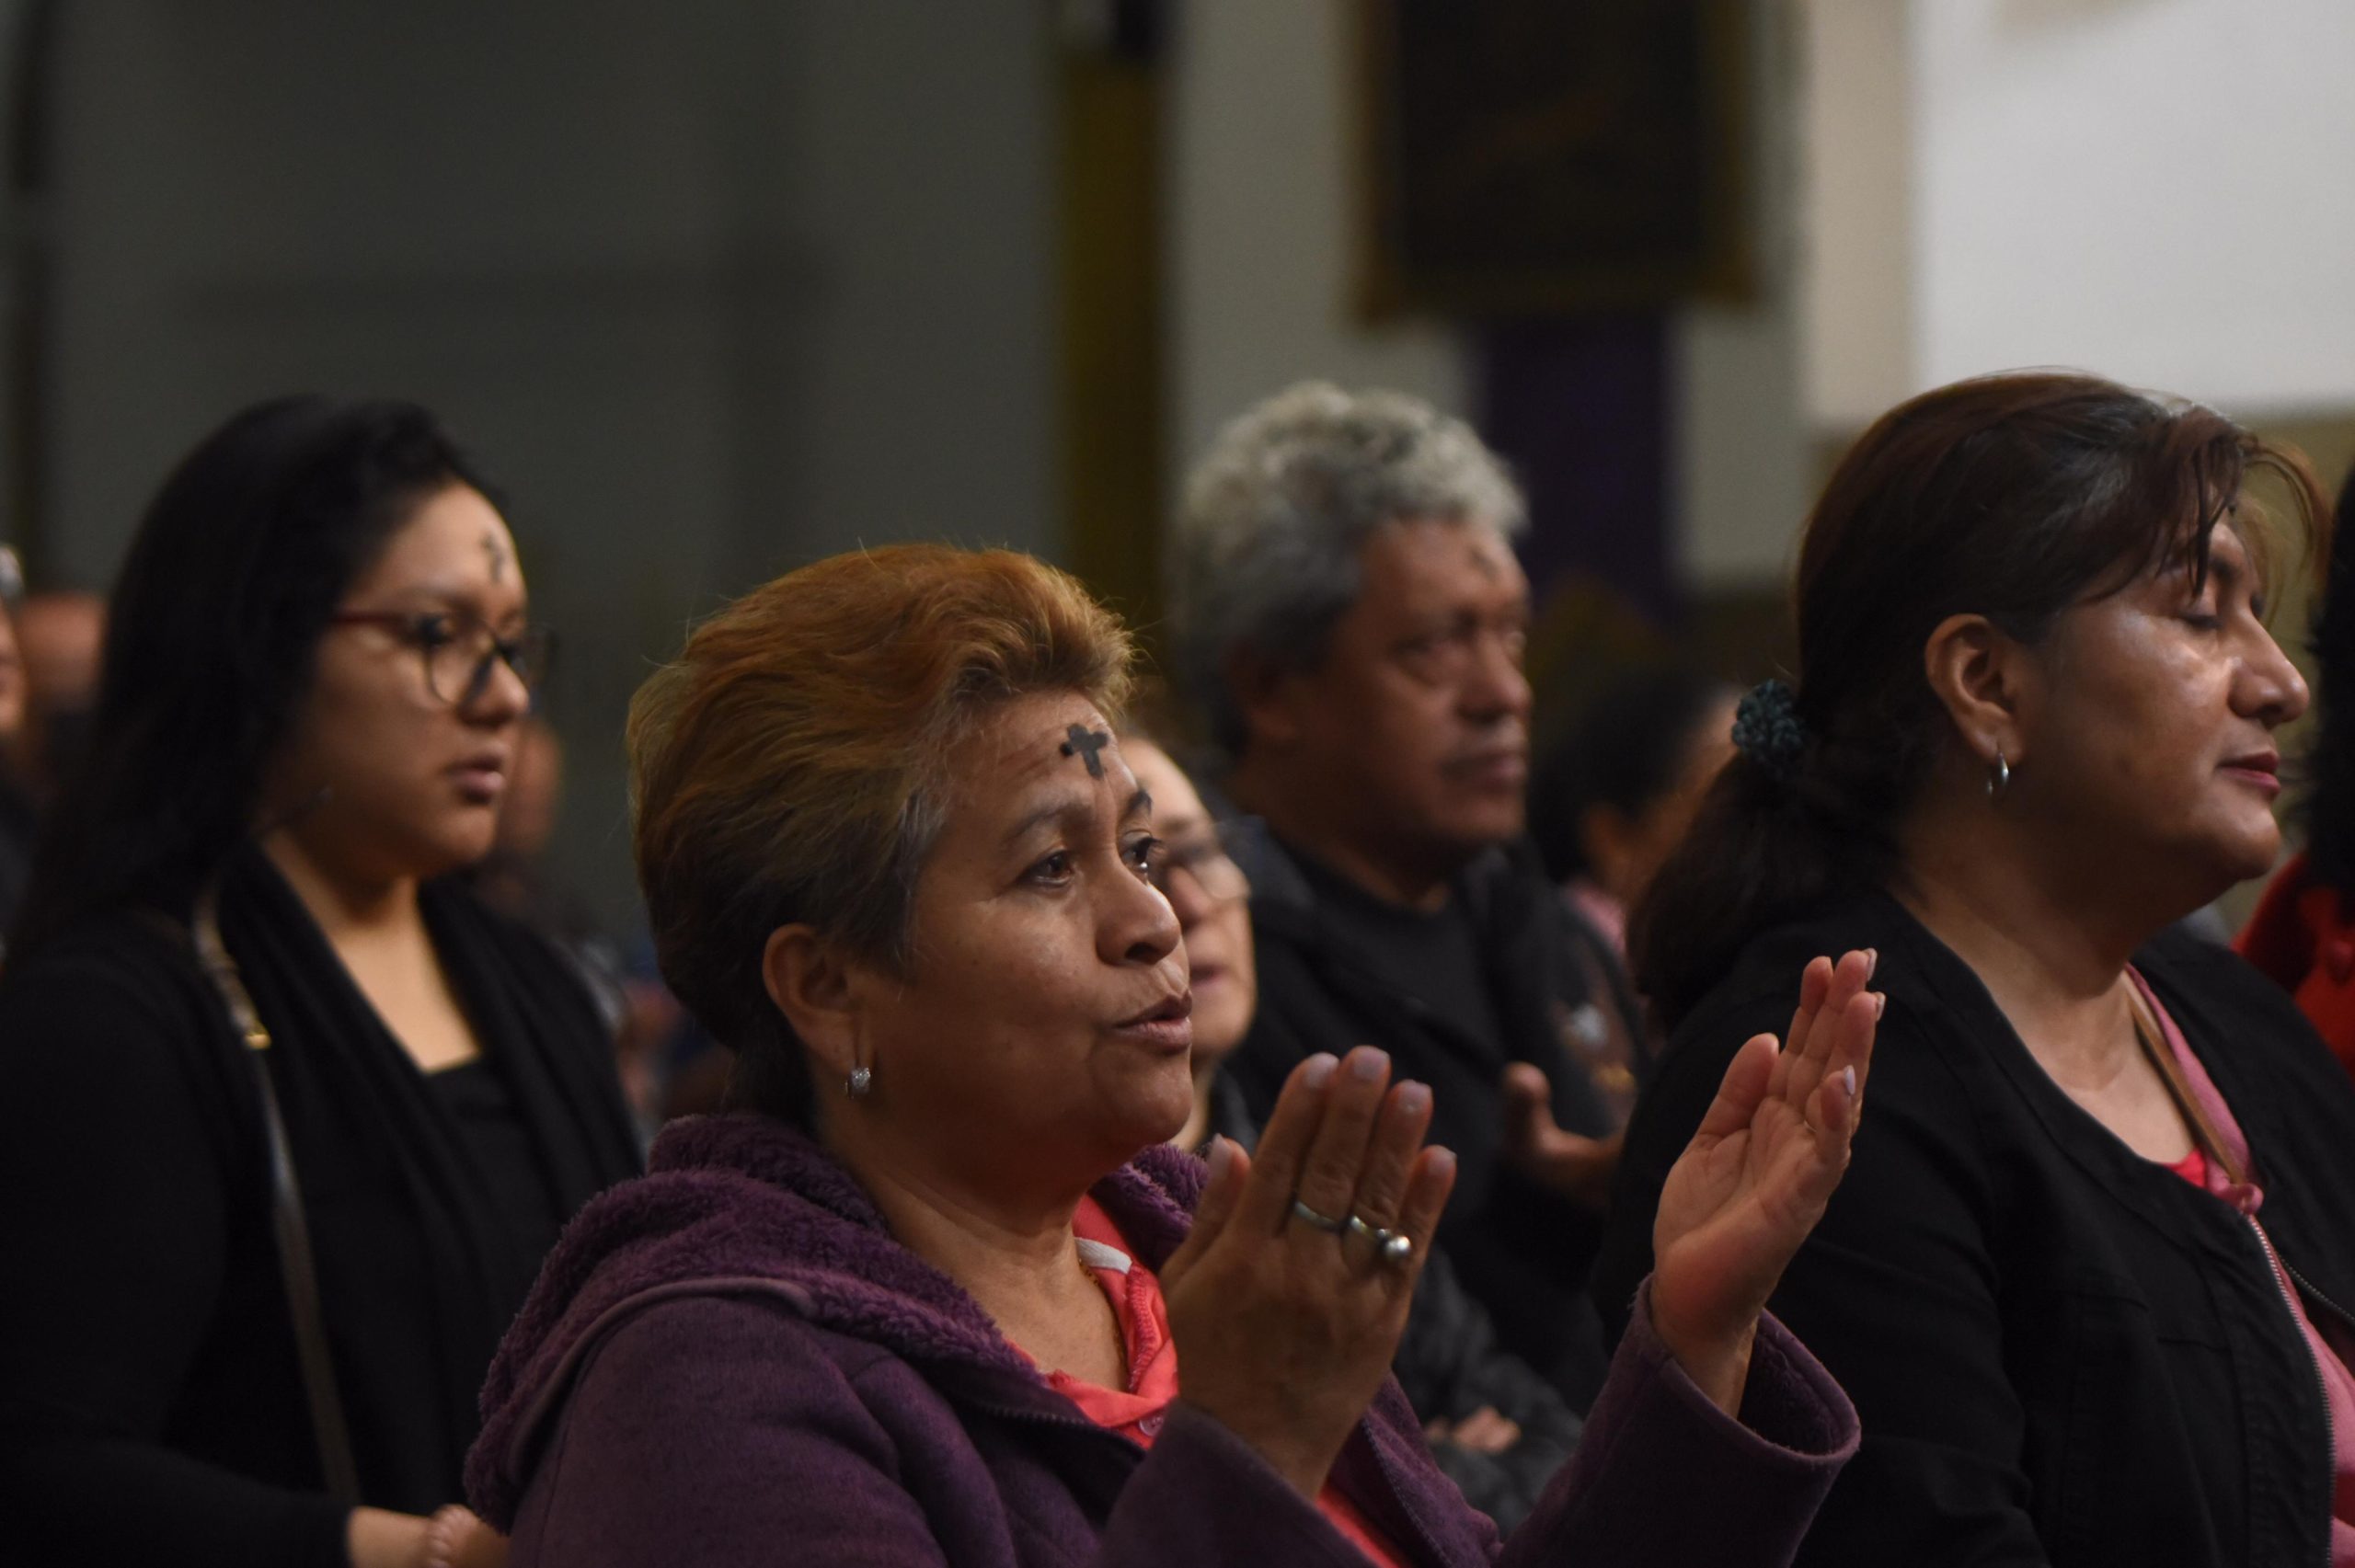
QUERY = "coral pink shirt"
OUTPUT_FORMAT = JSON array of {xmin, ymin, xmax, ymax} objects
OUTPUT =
[
  {"xmin": 2133, "ymin": 969, "xmax": 2355, "ymax": 1566},
  {"xmin": 1022, "ymin": 1197, "xmax": 1409, "ymax": 1568}
]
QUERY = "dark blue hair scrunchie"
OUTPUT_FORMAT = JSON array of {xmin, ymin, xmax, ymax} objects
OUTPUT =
[{"xmin": 1732, "ymin": 679, "xmax": 1806, "ymax": 780}]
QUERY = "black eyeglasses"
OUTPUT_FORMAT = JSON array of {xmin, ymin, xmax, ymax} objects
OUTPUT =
[
  {"xmin": 1147, "ymin": 829, "xmax": 1250, "ymax": 904},
  {"xmin": 328, "ymin": 609, "xmax": 553, "ymax": 706}
]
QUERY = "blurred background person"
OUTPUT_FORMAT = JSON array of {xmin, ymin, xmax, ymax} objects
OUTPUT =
[
  {"xmin": 0, "ymin": 546, "xmax": 33, "ymax": 942},
  {"xmin": 468, "ymin": 543, "xmax": 1877, "ymax": 1567},
  {"xmin": 11, "ymin": 589, "xmax": 107, "ymax": 806},
  {"xmin": 1521, "ymin": 667, "xmax": 1739, "ymax": 1120},
  {"xmin": 1532, "ymin": 667, "xmax": 1739, "ymax": 968},
  {"xmin": 0, "ymin": 396, "xmax": 641, "ymax": 1568},
  {"xmin": 1120, "ymin": 712, "xmax": 1585, "ymax": 1533},
  {"xmin": 2239, "ymin": 463, "xmax": 2355, "ymax": 1078},
  {"xmin": 0, "ymin": 570, "xmax": 106, "ymax": 956},
  {"xmin": 1168, "ymin": 380, "xmax": 1626, "ymax": 1405},
  {"xmin": 1598, "ymin": 372, "xmax": 2355, "ymax": 1568}
]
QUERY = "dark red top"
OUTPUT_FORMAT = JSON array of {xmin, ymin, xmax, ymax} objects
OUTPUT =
[{"xmin": 2237, "ymin": 851, "xmax": 2355, "ymax": 1085}]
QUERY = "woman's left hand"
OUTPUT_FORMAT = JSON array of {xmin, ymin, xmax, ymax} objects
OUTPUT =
[{"xmin": 1648, "ymin": 948, "xmax": 1880, "ymax": 1414}]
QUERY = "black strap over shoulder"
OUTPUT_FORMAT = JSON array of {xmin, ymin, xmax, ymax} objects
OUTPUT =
[{"xmin": 188, "ymin": 882, "xmax": 362, "ymax": 1505}]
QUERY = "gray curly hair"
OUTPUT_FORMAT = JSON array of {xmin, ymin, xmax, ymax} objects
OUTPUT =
[{"xmin": 1168, "ymin": 381, "xmax": 1526, "ymax": 757}]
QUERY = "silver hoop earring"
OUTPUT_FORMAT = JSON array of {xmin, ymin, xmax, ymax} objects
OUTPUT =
[
  {"xmin": 846, "ymin": 1064, "xmax": 873, "ymax": 1099},
  {"xmin": 1987, "ymin": 749, "xmax": 2012, "ymax": 800}
]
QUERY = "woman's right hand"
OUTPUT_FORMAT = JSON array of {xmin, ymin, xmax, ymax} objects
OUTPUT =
[{"xmin": 1160, "ymin": 1047, "xmax": 1456, "ymax": 1500}]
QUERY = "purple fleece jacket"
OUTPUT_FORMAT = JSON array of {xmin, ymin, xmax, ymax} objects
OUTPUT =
[{"xmin": 467, "ymin": 1115, "xmax": 1855, "ymax": 1566}]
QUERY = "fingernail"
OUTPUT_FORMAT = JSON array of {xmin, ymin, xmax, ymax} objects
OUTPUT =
[
  {"xmin": 1428, "ymin": 1146, "xmax": 1457, "ymax": 1179},
  {"xmin": 1304, "ymin": 1053, "xmax": 1338, "ymax": 1088},
  {"xmin": 1866, "ymin": 948, "xmax": 1879, "ymax": 978},
  {"xmin": 1205, "ymin": 1135, "xmax": 1234, "ymax": 1177},
  {"xmin": 1874, "ymin": 992, "xmax": 1887, "ymax": 1019},
  {"xmin": 1396, "ymin": 1081, "xmax": 1431, "ymax": 1116},
  {"xmin": 1350, "ymin": 1047, "xmax": 1390, "ymax": 1082},
  {"xmin": 1841, "ymin": 1065, "xmax": 1857, "ymax": 1096}
]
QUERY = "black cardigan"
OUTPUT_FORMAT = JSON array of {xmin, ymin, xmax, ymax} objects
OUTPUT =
[
  {"xmin": 1593, "ymin": 888, "xmax": 2355, "ymax": 1567},
  {"xmin": 0, "ymin": 850, "xmax": 643, "ymax": 1567}
]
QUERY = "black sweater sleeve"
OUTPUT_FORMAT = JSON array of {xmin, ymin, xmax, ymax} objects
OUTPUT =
[
  {"xmin": 0, "ymin": 942, "xmax": 350, "ymax": 1567},
  {"xmin": 1392, "ymin": 1247, "xmax": 1585, "ymax": 1534},
  {"xmin": 1596, "ymin": 992, "xmax": 2054, "ymax": 1568}
]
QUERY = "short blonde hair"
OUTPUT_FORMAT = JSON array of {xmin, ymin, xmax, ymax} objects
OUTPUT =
[{"xmin": 628, "ymin": 544, "xmax": 1134, "ymax": 1119}]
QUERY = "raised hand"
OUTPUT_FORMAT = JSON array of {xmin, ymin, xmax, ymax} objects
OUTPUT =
[
  {"xmin": 1500, "ymin": 1062, "xmax": 1622, "ymax": 1210},
  {"xmin": 1648, "ymin": 949, "xmax": 1881, "ymax": 1413},
  {"xmin": 1160, "ymin": 1047, "xmax": 1457, "ymax": 1500}
]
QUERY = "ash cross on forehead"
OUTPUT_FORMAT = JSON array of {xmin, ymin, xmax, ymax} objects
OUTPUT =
[
  {"xmin": 482, "ymin": 531, "xmax": 510, "ymax": 584},
  {"xmin": 1060, "ymin": 723, "xmax": 1109, "ymax": 779}
]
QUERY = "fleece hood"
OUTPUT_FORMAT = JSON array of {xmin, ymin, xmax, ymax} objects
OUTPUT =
[{"xmin": 464, "ymin": 1112, "xmax": 1207, "ymax": 1530}]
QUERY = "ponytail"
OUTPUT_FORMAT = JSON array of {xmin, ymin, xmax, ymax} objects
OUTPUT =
[{"xmin": 1632, "ymin": 682, "xmax": 1907, "ymax": 1028}]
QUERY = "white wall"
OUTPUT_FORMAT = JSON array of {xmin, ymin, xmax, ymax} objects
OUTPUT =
[
  {"xmin": 1807, "ymin": 0, "xmax": 2355, "ymax": 423},
  {"xmin": 1799, "ymin": 0, "xmax": 1914, "ymax": 429}
]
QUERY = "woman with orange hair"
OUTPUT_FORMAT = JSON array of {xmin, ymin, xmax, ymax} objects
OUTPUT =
[{"xmin": 466, "ymin": 544, "xmax": 1878, "ymax": 1566}]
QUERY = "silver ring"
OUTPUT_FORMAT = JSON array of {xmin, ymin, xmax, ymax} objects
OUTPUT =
[
  {"xmin": 1345, "ymin": 1215, "xmax": 1379, "ymax": 1242},
  {"xmin": 1289, "ymin": 1198, "xmax": 1346, "ymax": 1233},
  {"xmin": 1378, "ymin": 1230, "xmax": 1413, "ymax": 1266}
]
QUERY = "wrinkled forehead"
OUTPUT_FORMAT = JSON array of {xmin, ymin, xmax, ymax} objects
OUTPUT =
[
  {"xmin": 1364, "ymin": 516, "xmax": 1528, "ymax": 609},
  {"xmin": 941, "ymin": 692, "xmax": 1143, "ymax": 821}
]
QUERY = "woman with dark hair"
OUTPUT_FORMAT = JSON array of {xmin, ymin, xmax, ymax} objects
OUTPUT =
[
  {"xmin": 0, "ymin": 397, "xmax": 641, "ymax": 1567},
  {"xmin": 465, "ymin": 543, "xmax": 1878, "ymax": 1566},
  {"xmin": 2238, "ymin": 463, "xmax": 2355, "ymax": 1078},
  {"xmin": 1594, "ymin": 372, "xmax": 2355, "ymax": 1567},
  {"xmin": 1523, "ymin": 668, "xmax": 1738, "ymax": 1119},
  {"xmin": 1531, "ymin": 668, "xmax": 1739, "ymax": 951}
]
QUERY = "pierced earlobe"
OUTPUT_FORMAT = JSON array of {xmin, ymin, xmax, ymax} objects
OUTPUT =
[
  {"xmin": 846, "ymin": 1063, "xmax": 873, "ymax": 1099},
  {"xmin": 1987, "ymin": 747, "xmax": 2013, "ymax": 801}
]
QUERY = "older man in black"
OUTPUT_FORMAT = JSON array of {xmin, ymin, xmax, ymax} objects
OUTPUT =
[{"xmin": 1171, "ymin": 382, "xmax": 1625, "ymax": 1404}]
